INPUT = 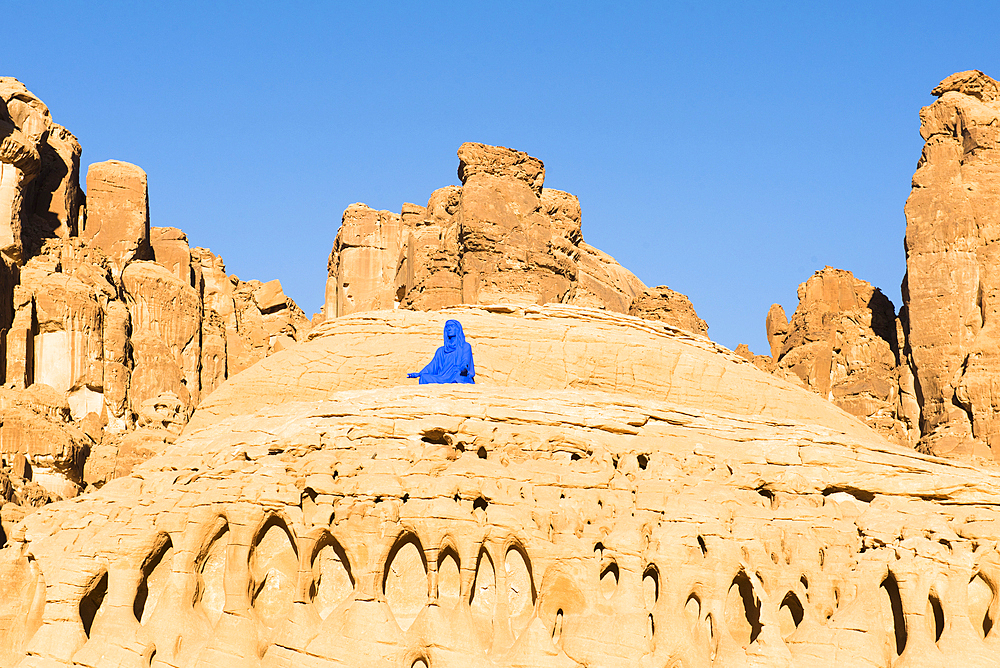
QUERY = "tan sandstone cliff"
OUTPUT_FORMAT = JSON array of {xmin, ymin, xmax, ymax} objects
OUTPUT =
[
  {"xmin": 750, "ymin": 70, "xmax": 1000, "ymax": 462},
  {"xmin": 0, "ymin": 79, "xmax": 311, "ymax": 518},
  {"xmin": 326, "ymin": 143, "xmax": 708, "ymax": 335},
  {"xmin": 902, "ymin": 69, "xmax": 1000, "ymax": 459}
]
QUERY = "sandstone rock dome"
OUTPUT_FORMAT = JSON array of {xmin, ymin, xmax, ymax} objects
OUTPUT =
[{"xmin": 4, "ymin": 305, "xmax": 1000, "ymax": 668}]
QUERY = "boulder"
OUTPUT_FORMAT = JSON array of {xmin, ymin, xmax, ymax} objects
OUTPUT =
[{"xmin": 253, "ymin": 278, "xmax": 288, "ymax": 314}]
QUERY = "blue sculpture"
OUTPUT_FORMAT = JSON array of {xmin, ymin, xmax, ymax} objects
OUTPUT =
[{"xmin": 408, "ymin": 319, "xmax": 475, "ymax": 384}]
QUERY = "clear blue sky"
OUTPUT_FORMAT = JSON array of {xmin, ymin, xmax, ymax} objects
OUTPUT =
[{"xmin": 7, "ymin": 1, "xmax": 999, "ymax": 354}]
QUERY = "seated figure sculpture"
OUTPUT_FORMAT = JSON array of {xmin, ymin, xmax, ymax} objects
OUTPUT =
[{"xmin": 408, "ymin": 319, "xmax": 475, "ymax": 384}]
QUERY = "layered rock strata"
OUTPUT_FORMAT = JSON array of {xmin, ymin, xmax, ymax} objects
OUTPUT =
[
  {"xmin": 764, "ymin": 268, "xmax": 915, "ymax": 447},
  {"xmin": 903, "ymin": 69, "xmax": 1000, "ymax": 459},
  {"xmin": 2, "ymin": 306, "xmax": 1000, "ymax": 667},
  {"xmin": 0, "ymin": 80, "xmax": 311, "ymax": 508},
  {"xmin": 326, "ymin": 143, "xmax": 653, "ymax": 319}
]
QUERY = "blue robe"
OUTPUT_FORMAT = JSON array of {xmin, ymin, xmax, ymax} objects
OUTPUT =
[{"xmin": 412, "ymin": 320, "xmax": 475, "ymax": 384}]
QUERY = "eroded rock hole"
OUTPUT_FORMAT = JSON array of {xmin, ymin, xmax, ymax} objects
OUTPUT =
[
  {"xmin": 685, "ymin": 593, "xmax": 701, "ymax": 627},
  {"xmin": 196, "ymin": 522, "xmax": 229, "ymax": 627},
  {"xmin": 477, "ymin": 446, "xmax": 488, "ymax": 459},
  {"xmin": 505, "ymin": 546, "xmax": 535, "ymax": 634},
  {"xmin": 473, "ymin": 497, "xmax": 488, "ymax": 512},
  {"xmin": 880, "ymin": 572, "xmax": 907, "ymax": 656},
  {"xmin": 470, "ymin": 547, "xmax": 497, "ymax": 646},
  {"xmin": 312, "ymin": 535, "xmax": 354, "ymax": 620},
  {"xmin": 438, "ymin": 548, "xmax": 461, "ymax": 601},
  {"xmin": 600, "ymin": 562, "xmax": 619, "ymax": 600},
  {"xmin": 301, "ymin": 487, "xmax": 320, "ymax": 525},
  {"xmin": 412, "ymin": 659, "xmax": 428, "ymax": 668},
  {"xmin": 778, "ymin": 591, "xmax": 804, "ymax": 639},
  {"xmin": 552, "ymin": 608, "xmax": 564, "ymax": 642},
  {"xmin": 643, "ymin": 566, "xmax": 659, "ymax": 608},
  {"xmin": 384, "ymin": 534, "xmax": 428, "ymax": 632},
  {"xmin": 697, "ymin": 535, "xmax": 707, "ymax": 556},
  {"xmin": 970, "ymin": 573, "xmax": 994, "ymax": 638},
  {"xmin": 251, "ymin": 517, "xmax": 298, "ymax": 629},
  {"xmin": 80, "ymin": 571, "xmax": 108, "ymax": 638},
  {"xmin": 135, "ymin": 534, "xmax": 174, "ymax": 624},
  {"xmin": 821, "ymin": 486, "xmax": 876, "ymax": 503},
  {"xmin": 648, "ymin": 613, "xmax": 654, "ymax": 638},
  {"xmin": 928, "ymin": 594, "xmax": 944, "ymax": 643},
  {"xmin": 725, "ymin": 571, "xmax": 762, "ymax": 645},
  {"xmin": 637, "ymin": 454, "xmax": 648, "ymax": 470},
  {"xmin": 421, "ymin": 428, "xmax": 451, "ymax": 445}
]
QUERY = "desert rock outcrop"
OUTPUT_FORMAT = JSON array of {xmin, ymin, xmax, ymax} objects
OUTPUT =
[
  {"xmin": 3, "ymin": 306, "xmax": 1000, "ymax": 667},
  {"xmin": 9, "ymin": 68, "xmax": 1000, "ymax": 668},
  {"xmin": 327, "ymin": 144, "xmax": 648, "ymax": 318},
  {"xmin": 765, "ymin": 268, "xmax": 914, "ymax": 446},
  {"xmin": 0, "ymin": 78, "xmax": 83, "ymax": 264},
  {"xmin": 903, "ymin": 69, "xmax": 1000, "ymax": 459},
  {"xmin": 628, "ymin": 285, "xmax": 708, "ymax": 336},
  {"xmin": 0, "ymin": 81, "xmax": 311, "ymax": 510}
]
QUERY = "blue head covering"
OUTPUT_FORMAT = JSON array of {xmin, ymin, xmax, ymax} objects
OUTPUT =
[{"xmin": 413, "ymin": 320, "xmax": 475, "ymax": 384}]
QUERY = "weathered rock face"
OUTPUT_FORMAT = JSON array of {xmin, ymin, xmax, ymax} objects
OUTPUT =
[
  {"xmin": 628, "ymin": 285, "xmax": 708, "ymax": 336},
  {"xmin": 327, "ymin": 204, "xmax": 404, "ymax": 316},
  {"xmin": 81, "ymin": 161, "xmax": 151, "ymax": 274},
  {"xmin": 0, "ymin": 78, "xmax": 83, "ymax": 264},
  {"xmin": 764, "ymin": 267, "xmax": 913, "ymax": 447},
  {"xmin": 3, "ymin": 306, "xmax": 1000, "ymax": 668},
  {"xmin": 326, "ymin": 144, "xmax": 647, "ymax": 317},
  {"xmin": 0, "ymin": 84, "xmax": 312, "ymax": 507},
  {"xmin": 903, "ymin": 70, "xmax": 1000, "ymax": 459}
]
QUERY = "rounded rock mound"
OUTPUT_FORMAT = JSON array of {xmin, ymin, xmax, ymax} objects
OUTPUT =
[{"xmin": 3, "ymin": 306, "xmax": 1000, "ymax": 668}]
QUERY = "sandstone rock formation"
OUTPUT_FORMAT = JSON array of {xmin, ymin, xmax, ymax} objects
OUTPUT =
[
  {"xmin": 764, "ymin": 268, "xmax": 915, "ymax": 447},
  {"xmin": 9, "ymin": 68, "xmax": 1000, "ymax": 668},
  {"xmin": 325, "ymin": 143, "xmax": 713, "ymax": 343},
  {"xmin": 743, "ymin": 70, "xmax": 1000, "ymax": 463},
  {"xmin": 326, "ymin": 144, "xmax": 650, "ymax": 318},
  {"xmin": 0, "ymin": 78, "xmax": 83, "ymax": 264},
  {"xmin": 628, "ymin": 285, "xmax": 708, "ymax": 336},
  {"xmin": 3, "ymin": 306, "xmax": 1000, "ymax": 668},
  {"xmin": 903, "ymin": 69, "xmax": 1000, "ymax": 459},
  {"xmin": 0, "ymin": 80, "xmax": 311, "ymax": 511}
]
